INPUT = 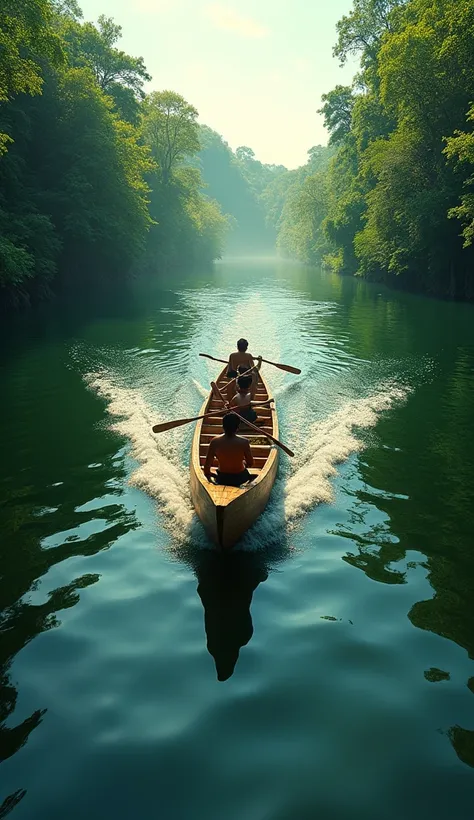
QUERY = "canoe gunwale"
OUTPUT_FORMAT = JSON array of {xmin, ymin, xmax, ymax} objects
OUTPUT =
[{"xmin": 190, "ymin": 366, "xmax": 279, "ymax": 547}]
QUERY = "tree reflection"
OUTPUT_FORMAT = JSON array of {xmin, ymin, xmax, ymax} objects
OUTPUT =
[
  {"xmin": 0, "ymin": 470, "xmax": 138, "ymax": 805},
  {"xmin": 331, "ymin": 343, "xmax": 474, "ymax": 771},
  {"xmin": 0, "ymin": 789, "xmax": 27, "ymax": 819}
]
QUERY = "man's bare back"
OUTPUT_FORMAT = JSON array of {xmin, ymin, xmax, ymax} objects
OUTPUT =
[
  {"xmin": 228, "ymin": 350, "xmax": 254, "ymax": 373},
  {"xmin": 204, "ymin": 433, "xmax": 253, "ymax": 477},
  {"xmin": 203, "ymin": 412, "xmax": 254, "ymax": 486}
]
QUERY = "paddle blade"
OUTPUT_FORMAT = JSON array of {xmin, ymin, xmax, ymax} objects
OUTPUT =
[
  {"xmin": 275, "ymin": 441, "xmax": 294, "ymax": 457},
  {"xmin": 152, "ymin": 417, "xmax": 195, "ymax": 434},
  {"xmin": 271, "ymin": 362, "xmax": 301, "ymax": 375},
  {"xmin": 199, "ymin": 353, "xmax": 227, "ymax": 364},
  {"xmin": 251, "ymin": 355, "xmax": 301, "ymax": 375}
]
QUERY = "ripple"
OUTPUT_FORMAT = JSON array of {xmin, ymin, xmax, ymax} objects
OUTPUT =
[{"xmin": 2, "ymin": 262, "xmax": 474, "ymax": 820}]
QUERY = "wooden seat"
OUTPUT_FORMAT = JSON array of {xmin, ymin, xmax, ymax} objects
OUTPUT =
[{"xmin": 191, "ymin": 365, "xmax": 279, "ymax": 549}]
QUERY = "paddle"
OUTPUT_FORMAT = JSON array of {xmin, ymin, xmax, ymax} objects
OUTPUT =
[
  {"xmin": 211, "ymin": 379, "xmax": 230, "ymax": 405},
  {"xmin": 199, "ymin": 352, "xmax": 301, "ymax": 375},
  {"xmin": 210, "ymin": 381, "xmax": 294, "ymax": 458},
  {"xmin": 252, "ymin": 356, "xmax": 301, "ymax": 375},
  {"xmin": 224, "ymin": 362, "xmax": 258, "ymax": 396},
  {"xmin": 152, "ymin": 408, "xmax": 226, "ymax": 434},
  {"xmin": 152, "ymin": 401, "xmax": 274, "ymax": 435}
]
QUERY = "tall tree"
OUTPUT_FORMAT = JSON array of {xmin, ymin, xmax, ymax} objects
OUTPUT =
[
  {"xmin": 334, "ymin": 0, "xmax": 406, "ymax": 66},
  {"xmin": 61, "ymin": 14, "xmax": 151, "ymax": 122},
  {"xmin": 140, "ymin": 102, "xmax": 228, "ymax": 268},
  {"xmin": 141, "ymin": 91, "xmax": 200, "ymax": 184},
  {"xmin": 318, "ymin": 86, "xmax": 355, "ymax": 145}
]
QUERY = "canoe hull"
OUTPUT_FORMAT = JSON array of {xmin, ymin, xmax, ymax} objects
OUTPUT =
[
  {"xmin": 190, "ymin": 367, "xmax": 278, "ymax": 549},
  {"xmin": 190, "ymin": 446, "xmax": 278, "ymax": 549}
]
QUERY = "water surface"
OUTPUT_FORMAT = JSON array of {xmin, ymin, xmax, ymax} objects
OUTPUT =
[{"xmin": 1, "ymin": 260, "xmax": 474, "ymax": 819}]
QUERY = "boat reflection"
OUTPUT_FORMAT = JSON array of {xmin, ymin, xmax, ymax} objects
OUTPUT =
[{"xmin": 194, "ymin": 549, "xmax": 268, "ymax": 681}]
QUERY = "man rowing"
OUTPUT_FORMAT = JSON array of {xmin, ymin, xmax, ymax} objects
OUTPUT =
[
  {"xmin": 226, "ymin": 338, "xmax": 257, "ymax": 403},
  {"xmin": 229, "ymin": 380, "xmax": 268, "ymax": 426},
  {"xmin": 226, "ymin": 338, "xmax": 254, "ymax": 379},
  {"xmin": 204, "ymin": 413, "xmax": 254, "ymax": 486}
]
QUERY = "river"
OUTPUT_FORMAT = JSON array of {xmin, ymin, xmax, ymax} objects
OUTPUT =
[{"xmin": 1, "ymin": 259, "xmax": 474, "ymax": 819}]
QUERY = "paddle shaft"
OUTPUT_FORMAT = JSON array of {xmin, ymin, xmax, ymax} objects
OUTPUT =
[
  {"xmin": 250, "ymin": 356, "xmax": 301, "ymax": 375},
  {"xmin": 152, "ymin": 401, "xmax": 272, "ymax": 434},
  {"xmin": 199, "ymin": 352, "xmax": 301, "ymax": 376},
  {"xmin": 231, "ymin": 410, "xmax": 294, "ymax": 458},
  {"xmin": 210, "ymin": 381, "xmax": 293, "ymax": 458}
]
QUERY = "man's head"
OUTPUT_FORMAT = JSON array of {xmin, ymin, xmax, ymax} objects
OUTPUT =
[
  {"xmin": 223, "ymin": 412, "xmax": 240, "ymax": 435},
  {"xmin": 237, "ymin": 338, "xmax": 249, "ymax": 352},
  {"xmin": 237, "ymin": 374, "xmax": 252, "ymax": 392}
]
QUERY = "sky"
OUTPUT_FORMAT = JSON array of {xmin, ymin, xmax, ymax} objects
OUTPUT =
[{"xmin": 78, "ymin": 0, "xmax": 357, "ymax": 169}]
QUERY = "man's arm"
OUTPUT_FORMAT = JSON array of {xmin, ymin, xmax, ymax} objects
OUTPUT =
[
  {"xmin": 204, "ymin": 440, "xmax": 217, "ymax": 479},
  {"xmin": 244, "ymin": 439, "xmax": 254, "ymax": 468},
  {"xmin": 250, "ymin": 398, "xmax": 274, "ymax": 407}
]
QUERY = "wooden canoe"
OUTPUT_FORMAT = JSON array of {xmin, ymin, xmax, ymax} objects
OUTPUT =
[{"xmin": 190, "ymin": 367, "xmax": 279, "ymax": 549}]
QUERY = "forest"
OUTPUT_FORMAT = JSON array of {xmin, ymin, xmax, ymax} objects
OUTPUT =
[
  {"xmin": 275, "ymin": 0, "xmax": 474, "ymax": 300},
  {"xmin": 1, "ymin": 0, "xmax": 474, "ymax": 306},
  {"xmin": 0, "ymin": 0, "xmax": 231, "ymax": 306}
]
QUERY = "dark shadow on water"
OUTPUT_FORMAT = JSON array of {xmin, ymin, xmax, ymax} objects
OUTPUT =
[
  {"xmin": 193, "ymin": 549, "xmax": 269, "ymax": 681},
  {"xmin": 175, "ymin": 535, "xmax": 294, "ymax": 682},
  {"xmin": 0, "ymin": 790, "xmax": 27, "ymax": 819}
]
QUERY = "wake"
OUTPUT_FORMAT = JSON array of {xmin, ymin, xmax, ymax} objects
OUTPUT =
[
  {"xmin": 86, "ymin": 371, "xmax": 408, "ymax": 548},
  {"xmin": 86, "ymin": 373, "xmax": 195, "ymax": 532}
]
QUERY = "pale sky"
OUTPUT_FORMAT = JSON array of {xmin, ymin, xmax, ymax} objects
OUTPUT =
[{"xmin": 78, "ymin": 0, "xmax": 357, "ymax": 168}]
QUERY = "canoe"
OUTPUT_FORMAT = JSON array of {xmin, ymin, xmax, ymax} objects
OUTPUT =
[{"xmin": 190, "ymin": 367, "xmax": 279, "ymax": 549}]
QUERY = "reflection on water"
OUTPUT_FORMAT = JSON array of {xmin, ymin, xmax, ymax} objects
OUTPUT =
[
  {"xmin": 193, "ymin": 550, "xmax": 268, "ymax": 681},
  {"xmin": 1, "ymin": 261, "xmax": 474, "ymax": 818},
  {"xmin": 0, "ymin": 791, "xmax": 26, "ymax": 819},
  {"xmin": 0, "ymin": 339, "xmax": 140, "ymax": 807}
]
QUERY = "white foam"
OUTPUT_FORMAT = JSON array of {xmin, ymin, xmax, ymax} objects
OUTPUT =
[
  {"xmin": 284, "ymin": 383, "xmax": 408, "ymax": 520},
  {"xmin": 86, "ymin": 373, "xmax": 195, "ymax": 532},
  {"xmin": 191, "ymin": 379, "xmax": 209, "ymax": 399},
  {"xmin": 85, "ymin": 372, "xmax": 408, "ymax": 549}
]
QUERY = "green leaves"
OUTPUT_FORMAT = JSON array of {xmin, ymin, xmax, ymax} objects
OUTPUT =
[
  {"xmin": 0, "ymin": 4, "xmax": 227, "ymax": 305},
  {"xmin": 141, "ymin": 91, "xmax": 200, "ymax": 184},
  {"xmin": 300, "ymin": 0, "xmax": 474, "ymax": 297},
  {"xmin": 0, "ymin": 0, "xmax": 64, "ymax": 151},
  {"xmin": 319, "ymin": 86, "xmax": 355, "ymax": 145},
  {"xmin": 140, "ymin": 95, "xmax": 228, "ymax": 268},
  {"xmin": 0, "ymin": 0, "xmax": 63, "ymax": 104},
  {"xmin": 445, "ymin": 105, "xmax": 474, "ymax": 247},
  {"xmin": 61, "ymin": 14, "xmax": 151, "ymax": 122},
  {"xmin": 275, "ymin": 147, "xmax": 338, "ymax": 263},
  {"xmin": 334, "ymin": 0, "xmax": 406, "ymax": 66}
]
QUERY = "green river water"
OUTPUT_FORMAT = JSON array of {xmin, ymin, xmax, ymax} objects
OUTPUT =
[{"xmin": 1, "ymin": 259, "xmax": 474, "ymax": 819}]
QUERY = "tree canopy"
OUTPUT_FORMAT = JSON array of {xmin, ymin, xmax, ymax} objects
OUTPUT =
[
  {"xmin": 278, "ymin": 0, "xmax": 474, "ymax": 300},
  {"xmin": 0, "ymin": 1, "xmax": 228, "ymax": 307}
]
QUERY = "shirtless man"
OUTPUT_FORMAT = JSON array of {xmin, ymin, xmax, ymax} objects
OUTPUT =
[
  {"xmin": 204, "ymin": 413, "xmax": 254, "ymax": 487},
  {"xmin": 228, "ymin": 353, "xmax": 268, "ymax": 417},
  {"xmin": 230, "ymin": 374, "xmax": 259, "ymax": 423},
  {"xmin": 226, "ymin": 338, "xmax": 254, "ymax": 379},
  {"xmin": 226, "ymin": 339, "xmax": 256, "ymax": 402}
]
